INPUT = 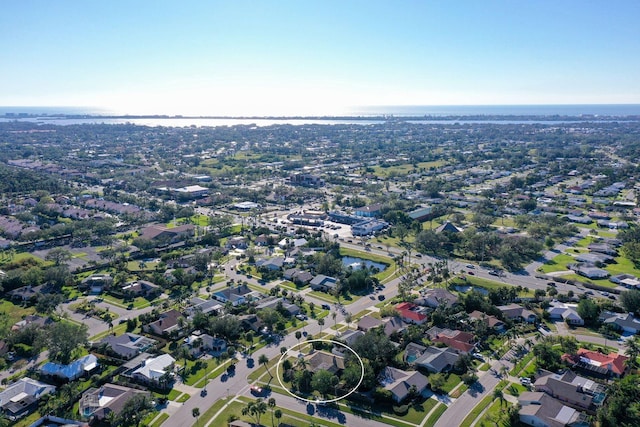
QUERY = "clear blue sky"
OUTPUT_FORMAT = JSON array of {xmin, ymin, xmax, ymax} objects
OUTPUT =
[{"xmin": 2, "ymin": 0, "xmax": 639, "ymax": 115}]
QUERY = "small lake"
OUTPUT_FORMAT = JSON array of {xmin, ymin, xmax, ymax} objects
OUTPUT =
[
  {"xmin": 342, "ymin": 256, "xmax": 388, "ymax": 272},
  {"xmin": 452, "ymin": 285, "xmax": 489, "ymax": 295}
]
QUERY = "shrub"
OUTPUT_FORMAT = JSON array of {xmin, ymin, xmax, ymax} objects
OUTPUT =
[{"xmin": 392, "ymin": 404, "xmax": 409, "ymax": 415}]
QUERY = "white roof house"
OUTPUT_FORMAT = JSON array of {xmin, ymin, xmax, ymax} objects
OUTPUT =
[
  {"xmin": 547, "ymin": 301, "xmax": 584, "ymax": 326},
  {"xmin": 132, "ymin": 354, "xmax": 175, "ymax": 383}
]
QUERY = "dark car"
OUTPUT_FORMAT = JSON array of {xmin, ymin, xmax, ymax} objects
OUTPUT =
[
  {"xmin": 321, "ymin": 304, "xmax": 331, "ymax": 310},
  {"xmin": 547, "ymin": 282, "xmax": 556, "ymax": 287},
  {"xmin": 378, "ymin": 295, "xmax": 385, "ymax": 301}
]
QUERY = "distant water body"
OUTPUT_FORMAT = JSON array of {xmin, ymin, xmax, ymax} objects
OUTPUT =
[{"xmin": 0, "ymin": 105, "xmax": 638, "ymax": 128}]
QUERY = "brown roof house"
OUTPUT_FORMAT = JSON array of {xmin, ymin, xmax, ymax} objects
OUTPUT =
[
  {"xmin": 144, "ymin": 309, "xmax": 186, "ymax": 337},
  {"xmin": 138, "ymin": 224, "xmax": 194, "ymax": 246},
  {"xmin": 304, "ymin": 351, "xmax": 345, "ymax": 375},
  {"xmin": 378, "ymin": 366, "xmax": 429, "ymax": 403},
  {"xmin": 79, "ymin": 383, "xmax": 149, "ymax": 421}
]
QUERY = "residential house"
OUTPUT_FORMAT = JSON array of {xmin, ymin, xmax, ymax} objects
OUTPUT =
[
  {"xmin": 283, "ymin": 268, "xmax": 313, "ymax": 285},
  {"xmin": 97, "ymin": 333, "xmax": 157, "ymax": 360},
  {"xmin": 121, "ymin": 280, "xmax": 161, "ymax": 299},
  {"xmin": 29, "ymin": 416, "xmax": 88, "ymax": 427},
  {"xmin": 144, "ymin": 309, "xmax": 185, "ymax": 337},
  {"xmin": 378, "ymin": 366, "xmax": 429, "ymax": 403},
  {"xmin": 183, "ymin": 332, "xmax": 225, "ymax": 357},
  {"xmin": 226, "ymin": 236, "xmax": 248, "ymax": 250},
  {"xmin": 0, "ymin": 377, "xmax": 56, "ymax": 420},
  {"xmin": 185, "ymin": 297, "xmax": 223, "ymax": 317},
  {"xmin": 80, "ymin": 274, "xmax": 113, "ymax": 294},
  {"xmin": 425, "ymin": 327, "xmax": 475, "ymax": 354},
  {"xmin": 599, "ymin": 312, "xmax": 640, "ymax": 334},
  {"xmin": 395, "ymin": 302, "xmax": 428, "ymax": 325},
  {"xmin": 562, "ymin": 348, "xmax": 628, "ymax": 378},
  {"xmin": 576, "ymin": 253, "xmax": 614, "ymax": 264},
  {"xmin": 497, "ymin": 303, "xmax": 538, "ymax": 323},
  {"xmin": 8, "ymin": 285, "xmax": 44, "ymax": 302},
  {"xmin": 239, "ymin": 314, "xmax": 264, "ymax": 333},
  {"xmin": 212, "ymin": 284, "xmax": 256, "ymax": 306},
  {"xmin": 131, "ymin": 354, "xmax": 175, "ymax": 385},
  {"xmin": 336, "ymin": 330, "xmax": 365, "ymax": 348},
  {"xmin": 469, "ymin": 311, "xmax": 506, "ymax": 332},
  {"xmin": 304, "ymin": 351, "xmax": 345, "ymax": 375},
  {"xmin": 256, "ymin": 257, "xmax": 285, "ymax": 271},
  {"xmin": 415, "ymin": 288, "xmax": 459, "ymax": 308},
  {"xmin": 547, "ymin": 302, "xmax": 584, "ymax": 326},
  {"xmin": 256, "ymin": 297, "xmax": 300, "ymax": 316},
  {"xmin": 79, "ymin": 383, "xmax": 149, "ymax": 421},
  {"xmin": 518, "ymin": 392, "xmax": 589, "ymax": 427},
  {"xmin": 40, "ymin": 354, "xmax": 99, "ymax": 382},
  {"xmin": 11, "ymin": 315, "xmax": 53, "ymax": 331},
  {"xmin": 571, "ymin": 265, "xmax": 610, "ymax": 279},
  {"xmin": 356, "ymin": 315, "xmax": 405, "ymax": 336},
  {"xmin": 534, "ymin": 369, "xmax": 607, "ymax": 412},
  {"xmin": 138, "ymin": 224, "xmax": 194, "ymax": 245},
  {"xmin": 309, "ymin": 275, "xmax": 338, "ymax": 292},
  {"xmin": 435, "ymin": 222, "xmax": 461, "ymax": 234},
  {"xmin": 410, "ymin": 344, "xmax": 461, "ymax": 373}
]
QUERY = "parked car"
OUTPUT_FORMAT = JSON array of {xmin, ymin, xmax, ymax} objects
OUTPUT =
[
  {"xmin": 466, "ymin": 264, "xmax": 475, "ymax": 269},
  {"xmin": 250, "ymin": 385, "xmax": 263, "ymax": 395},
  {"xmin": 472, "ymin": 353, "xmax": 485, "ymax": 362},
  {"xmin": 520, "ymin": 377, "xmax": 531, "ymax": 385},
  {"xmin": 321, "ymin": 304, "xmax": 331, "ymax": 310}
]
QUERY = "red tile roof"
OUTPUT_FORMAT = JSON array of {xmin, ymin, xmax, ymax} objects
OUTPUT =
[{"xmin": 563, "ymin": 348, "xmax": 628, "ymax": 376}]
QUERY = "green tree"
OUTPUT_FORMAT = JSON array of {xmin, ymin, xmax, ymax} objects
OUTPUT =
[
  {"xmin": 577, "ymin": 298, "xmax": 600, "ymax": 325},
  {"xmin": 47, "ymin": 322, "xmax": 88, "ymax": 364},
  {"xmin": 625, "ymin": 335, "xmax": 640, "ymax": 369},
  {"xmin": 259, "ymin": 354, "xmax": 272, "ymax": 379},
  {"xmin": 620, "ymin": 290, "xmax": 640, "ymax": 315},
  {"xmin": 114, "ymin": 394, "xmax": 153, "ymax": 426},
  {"xmin": 598, "ymin": 374, "xmax": 640, "ymax": 427},
  {"xmin": 429, "ymin": 373, "xmax": 446, "ymax": 393},
  {"xmin": 45, "ymin": 248, "xmax": 73, "ymax": 266},
  {"xmin": 268, "ymin": 397, "xmax": 276, "ymax": 426},
  {"xmin": 192, "ymin": 407, "xmax": 200, "ymax": 427},
  {"xmin": 242, "ymin": 398, "xmax": 268, "ymax": 426},
  {"xmin": 311, "ymin": 369, "xmax": 339, "ymax": 397},
  {"xmin": 274, "ymin": 409, "xmax": 283, "ymax": 427}
]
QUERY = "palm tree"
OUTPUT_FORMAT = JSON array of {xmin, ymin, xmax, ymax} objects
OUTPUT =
[
  {"xmin": 331, "ymin": 311, "xmax": 337, "ymax": 330},
  {"xmin": 259, "ymin": 354, "xmax": 273, "ymax": 379},
  {"xmin": 625, "ymin": 335, "xmax": 640, "ymax": 369},
  {"xmin": 242, "ymin": 399, "xmax": 268, "ymax": 426},
  {"xmin": 268, "ymin": 397, "xmax": 276, "ymax": 426},
  {"xmin": 192, "ymin": 407, "xmax": 200, "ymax": 427},
  {"xmin": 274, "ymin": 409, "xmax": 283, "ymax": 427},
  {"xmin": 493, "ymin": 389, "xmax": 505, "ymax": 406},
  {"xmin": 295, "ymin": 330, "xmax": 302, "ymax": 344},
  {"xmin": 344, "ymin": 312, "xmax": 353, "ymax": 330}
]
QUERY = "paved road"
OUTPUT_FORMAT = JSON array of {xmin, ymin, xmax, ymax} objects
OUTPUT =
[{"xmin": 434, "ymin": 353, "xmax": 516, "ymax": 427}]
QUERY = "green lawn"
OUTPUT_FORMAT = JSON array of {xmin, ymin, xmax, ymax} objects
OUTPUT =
[
  {"xmin": 539, "ymin": 253, "xmax": 576, "ymax": 273},
  {"xmin": 504, "ymin": 382, "xmax": 528, "ymax": 397},
  {"xmin": 477, "ymin": 398, "xmax": 513, "ymax": 426},
  {"xmin": 424, "ymin": 403, "xmax": 447, "ymax": 427},
  {"xmin": 0, "ymin": 300, "xmax": 36, "ymax": 326},
  {"xmin": 148, "ymin": 412, "xmax": 169, "ymax": 427},
  {"xmin": 441, "ymin": 373, "xmax": 462, "ymax": 394},
  {"xmin": 183, "ymin": 358, "xmax": 234, "ymax": 387}
]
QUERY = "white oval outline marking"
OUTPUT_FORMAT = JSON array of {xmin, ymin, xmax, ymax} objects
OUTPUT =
[{"xmin": 275, "ymin": 338, "xmax": 365, "ymax": 404}]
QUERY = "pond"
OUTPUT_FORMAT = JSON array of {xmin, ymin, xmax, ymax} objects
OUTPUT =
[
  {"xmin": 452, "ymin": 285, "xmax": 489, "ymax": 295},
  {"xmin": 341, "ymin": 256, "xmax": 388, "ymax": 272}
]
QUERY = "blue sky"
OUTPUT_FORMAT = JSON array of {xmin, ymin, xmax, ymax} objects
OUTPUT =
[{"xmin": 2, "ymin": 0, "xmax": 639, "ymax": 115}]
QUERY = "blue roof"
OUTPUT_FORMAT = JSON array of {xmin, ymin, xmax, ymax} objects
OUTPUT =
[{"xmin": 40, "ymin": 354, "xmax": 98, "ymax": 380}]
